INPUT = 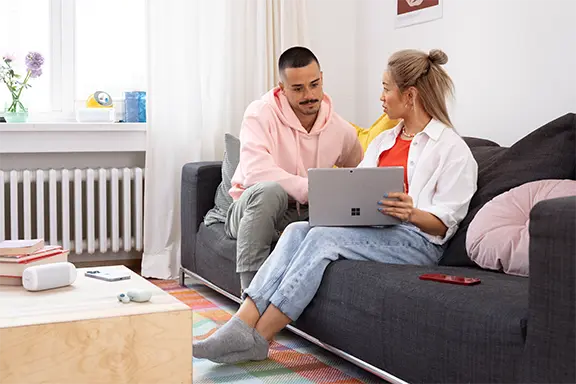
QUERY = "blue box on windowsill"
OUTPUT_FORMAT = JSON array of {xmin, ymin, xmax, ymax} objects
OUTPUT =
[{"xmin": 124, "ymin": 91, "xmax": 146, "ymax": 123}]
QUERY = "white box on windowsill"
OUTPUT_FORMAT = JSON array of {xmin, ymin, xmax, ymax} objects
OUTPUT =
[{"xmin": 75, "ymin": 108, "xmax": 115, "ymax": 123}]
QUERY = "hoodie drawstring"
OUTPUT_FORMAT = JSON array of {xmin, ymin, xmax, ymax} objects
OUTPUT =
[
  {"xmin": 315, "ymin": 130, "xmax": 322, "ymax": 170},
  {"xmin": 294, "ymin": 125, "xmax": 323, "ymax": 218},
  {"xmin": 294, "ymin": 130, "xmax": 302, "ymax": 217}
]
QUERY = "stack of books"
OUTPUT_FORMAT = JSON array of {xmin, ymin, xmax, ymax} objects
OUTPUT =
[{"xmin": 0, "ymin": 239, "xmax": 70, "ymax": 286}]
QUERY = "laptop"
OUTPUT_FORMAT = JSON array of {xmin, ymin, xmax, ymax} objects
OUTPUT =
[{"xmin": 308, "ymin": 167, "xmax": 404, "ymax": 227}]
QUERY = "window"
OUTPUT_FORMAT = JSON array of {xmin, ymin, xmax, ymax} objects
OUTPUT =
[
  {"xmin": 75, "ymin": 1, "xmax": 147, "ymax": 103},
  {"xmin": 0, "ymin": 0, "xmax": 52, "ymax": 113},
  {"xmin": 0, "ymin": 0, "xmax": 147, "ymax": 121}
]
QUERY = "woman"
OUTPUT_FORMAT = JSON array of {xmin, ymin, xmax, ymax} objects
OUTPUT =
[{"xmin": 193, "ymin": 49, "xmax": 478, "ymax": 364}]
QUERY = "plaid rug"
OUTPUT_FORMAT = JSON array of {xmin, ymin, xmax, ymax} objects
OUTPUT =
[{"xmin": 151, "ymin": 279, "xmax": 384, "ymax": 383}]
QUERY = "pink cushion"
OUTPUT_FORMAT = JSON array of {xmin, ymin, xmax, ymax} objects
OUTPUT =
[{"xmin": 466, "ymin": 179, "xmax": 576, "ymax": 277}]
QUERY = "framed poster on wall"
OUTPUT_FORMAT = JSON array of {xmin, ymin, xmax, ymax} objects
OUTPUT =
[{"xmin": 395, "ymin": 0, "xmax": 443, "ymax": 29}]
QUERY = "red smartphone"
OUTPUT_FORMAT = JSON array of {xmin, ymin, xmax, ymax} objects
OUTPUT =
[{"xmin": 419, "ymin": 273, "xmax": 481, "ymax": 286}]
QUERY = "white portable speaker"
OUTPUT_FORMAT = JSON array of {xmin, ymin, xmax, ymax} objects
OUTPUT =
[{"xmin": 22, "ymin": 262, "xmax": 77, "ymax": 292}]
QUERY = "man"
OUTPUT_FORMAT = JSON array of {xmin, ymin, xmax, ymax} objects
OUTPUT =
[{"xmin": 227, "ymin": 47, "xmax": 363, "ymax": 290}]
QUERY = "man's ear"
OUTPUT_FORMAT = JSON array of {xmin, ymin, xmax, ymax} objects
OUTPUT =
[{"xmin": 279, "ymin": 81, "xmax": 285, "ymax": 93}]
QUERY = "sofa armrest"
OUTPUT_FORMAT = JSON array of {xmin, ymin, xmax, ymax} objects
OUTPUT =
[
  {"xmin": 180, "ymin": 161, "xmax": 222, "ymax": 273},
  {"xmin": 524, "ymin": 196, "xmax": 576, "ymax": 383}
]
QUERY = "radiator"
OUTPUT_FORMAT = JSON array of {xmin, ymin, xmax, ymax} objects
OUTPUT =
[{"xmin": 0, "ymin": 168, "xmax": 145, "ymax": 255}]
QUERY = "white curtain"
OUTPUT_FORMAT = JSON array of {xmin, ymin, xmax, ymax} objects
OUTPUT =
[{"xmin": 142, "ymin": 0, "xmax": 309, "ymax": 279}]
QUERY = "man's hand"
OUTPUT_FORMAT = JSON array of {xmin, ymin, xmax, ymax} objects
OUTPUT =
[{"xmin": 378, "ymin": 192, "xmax": 414, "ymax": 222}]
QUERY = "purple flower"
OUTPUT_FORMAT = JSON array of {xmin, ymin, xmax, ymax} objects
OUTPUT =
[
  {"xmin": 29, "ymin": 68, "xmax": 42, "ymax": 78},
  {"xmin": 25, "ymin": 51, "xmax": 44, "ymax": 70},
  {"xmin": 2, "ymin": 53, "xmax": 15, "ymax": 63}
]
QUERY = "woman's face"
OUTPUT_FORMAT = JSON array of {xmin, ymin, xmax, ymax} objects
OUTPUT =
[{"xmin": 380, "ymin": 71, "xmax": 408, "ymax": 120}]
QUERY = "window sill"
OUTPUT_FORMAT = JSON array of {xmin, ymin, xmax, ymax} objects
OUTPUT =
[{"xmin": 0, "ymin": 123, "xmax": 147, "ymax": 153}]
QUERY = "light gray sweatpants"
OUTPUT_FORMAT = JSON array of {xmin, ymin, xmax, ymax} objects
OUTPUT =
[{"xmin": 225, "ymin": 181, "xmax": 308, "ymax": 273}]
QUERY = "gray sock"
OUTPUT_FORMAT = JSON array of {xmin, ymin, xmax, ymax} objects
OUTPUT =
[
  {"xmin": 240, "ymin": 271, "xmax": 257, "ymax": 291},
  {"xmin": 193, "ymin": 316, "xmax": 255, "ymax": 360},
  {"xmin": 209, "ymin": 328, "xmax": 269, "ymax": 364}
]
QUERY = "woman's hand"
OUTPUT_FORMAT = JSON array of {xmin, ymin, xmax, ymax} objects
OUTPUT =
[
  {"xmin": 378, "ymin": 192, "xmax": 414, "ymax": 222},
  {"xmin": 378, "ymin": 193, "xmax": 449, "ymax": 237}
]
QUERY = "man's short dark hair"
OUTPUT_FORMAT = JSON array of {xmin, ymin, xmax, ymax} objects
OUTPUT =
[{"xmin": 278, "ymin": 47, "xmax": 320, "ymax": 78}]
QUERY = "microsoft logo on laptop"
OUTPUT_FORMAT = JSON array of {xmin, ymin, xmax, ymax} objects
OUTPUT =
[{"xmin": 351, "ymin": 208, "xmax": 360, "ymax": 216}]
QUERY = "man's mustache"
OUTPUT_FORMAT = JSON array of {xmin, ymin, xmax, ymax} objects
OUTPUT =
[{"xmin": 299, "ymin": 99, "xmax": 319, "ymax": 105}]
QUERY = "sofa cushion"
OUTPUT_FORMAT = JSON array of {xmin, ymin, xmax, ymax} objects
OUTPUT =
[
  {"xmin": 195, "ymin": 223, "xmax": 242, "ymax": 296},
  {"xmin": 441, "ymin": 113, "xmax": 576, "ymax": 266},
  {"xmin": 204, "ymin": 134, "xmax": 240, "ymax": 225},
  {"xmin": 351, "ymin": 113, "xmax": 399, "ymax": 151},
  {"xmin": 466, "ymin": 179, "xmax": 576, "ymax": 277},
  {"xmin": 197, "ymin": 222, "xmax": 237, "ymax": 263},
  {"xmin": 294, "ymin": 261, "xmax": 528, "ymax": 383},
  {"xmin": 463, "ymin": 137, "xmax": 500, "ymax": 148}
]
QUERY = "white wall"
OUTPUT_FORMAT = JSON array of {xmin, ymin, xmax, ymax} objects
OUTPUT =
[
  {"xmin": 307, "ymin": 0, "xmax": 359, "ymax": 124},
  {"xmin": 0, "ymin": 152, "xmax": 145, "ymax": 171},
  {"xmin": 308, "ymin": 0, "xmax": 576, "ymax": 146}
]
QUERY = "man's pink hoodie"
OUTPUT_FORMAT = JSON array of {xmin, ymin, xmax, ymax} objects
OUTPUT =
[{"xmin": 229, "ymin": 87, "xmax": 363, "ymax": 204}]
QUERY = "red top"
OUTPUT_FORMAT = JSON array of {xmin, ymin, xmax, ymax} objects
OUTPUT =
[{"xmin": 378, "ymin": 135, "xmax": 411, "ymax": 191}]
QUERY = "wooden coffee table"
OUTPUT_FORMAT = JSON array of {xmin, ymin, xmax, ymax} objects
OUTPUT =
[{"xmin": 0, "ymin": 265, "xmax": 192, "ymax": 384}]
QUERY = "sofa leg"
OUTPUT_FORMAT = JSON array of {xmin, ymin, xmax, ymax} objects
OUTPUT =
[{"xmin": 178, "ymin": 267, "xmax": 186, "ymax": 287}]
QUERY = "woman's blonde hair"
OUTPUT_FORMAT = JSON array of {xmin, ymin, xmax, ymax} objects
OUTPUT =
[{"xmin": 388, "ymin": 49, "xmax": 454, "ymax": 127}]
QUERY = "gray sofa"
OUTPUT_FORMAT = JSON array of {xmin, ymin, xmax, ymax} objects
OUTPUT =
[{"xmin": 180, "ymin": 113, "xmax": 576, "ymax": 383}]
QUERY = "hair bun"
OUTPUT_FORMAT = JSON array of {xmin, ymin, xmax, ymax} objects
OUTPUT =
[{"xmin": 428, "ymin": 49, "xmax": 448, "ymax": 65}]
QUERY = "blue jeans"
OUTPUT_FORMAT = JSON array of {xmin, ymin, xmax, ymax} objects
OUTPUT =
[{"xmin": 243, "ymin": 222, "xmax": 444, "ymax": 321}]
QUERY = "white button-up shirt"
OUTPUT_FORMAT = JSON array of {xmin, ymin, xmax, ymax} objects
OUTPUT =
[{"xmin": 358, "ymin": 119, "xmax": 478, "ymax": 245}]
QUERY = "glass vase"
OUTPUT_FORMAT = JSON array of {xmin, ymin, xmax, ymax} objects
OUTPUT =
[{"xmin": 4, "ymin": 96, "xmax": 29, "ymax": 123}]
